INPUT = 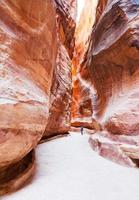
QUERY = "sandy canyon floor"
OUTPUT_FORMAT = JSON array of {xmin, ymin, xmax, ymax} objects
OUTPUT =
[{"xmin": 2, "ymin": 132, "xmax": 139, "ymax": 200}]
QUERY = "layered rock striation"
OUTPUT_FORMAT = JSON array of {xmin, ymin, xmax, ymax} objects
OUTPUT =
[
  {"xmin": 87, "ymin": 0, "xmax": 139, "ymax": 167},
  {"xmin": 71, "ymin": 0, "xmax": 98, "ymax": 129},
  {"xmin": 0, "ymin": 0, "xmax": 139, "ymax": 196},
  {"xmin": 0, "ymin": 0, "xmax": 56, "ymax": 194},
  {"xmin": 44, "ymin": 0, "xmax": 76, "ymax": 138},
  {"xmin": 0, "ymin": 0, "xmax": 77, "ymax": 194}
]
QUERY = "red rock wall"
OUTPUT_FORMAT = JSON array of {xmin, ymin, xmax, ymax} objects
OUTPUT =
[
  {"xmin": 87, "ymin": 0, "xmax": 139, "ymax": 167},
  {"xmin": 71, "ymin": 0, "xmax": 98, "ymax": 129},
  {"xmin": 0, "ymin": 0, "xmax": 78, "ymax": 193},
  {"xmin": 44, "ymin": 0, "xmax": 76, "ymax": 138},
  {"xmin": 0, "ymin": 0, "xmax": 57, "ymax": 194},
  {"xmin": 1, "ymin": 0, "xmax": 139, "ymax": 195}
]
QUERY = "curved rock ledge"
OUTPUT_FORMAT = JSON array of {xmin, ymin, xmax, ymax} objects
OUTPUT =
[{"xmin": 0, "ymin": 150, "xmax": 35, "ymax": 195}]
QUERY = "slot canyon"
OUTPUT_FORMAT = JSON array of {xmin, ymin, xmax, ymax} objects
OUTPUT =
[{"xmin": 0, "ymin": 0, "xmax": 139, "ymax": 198}]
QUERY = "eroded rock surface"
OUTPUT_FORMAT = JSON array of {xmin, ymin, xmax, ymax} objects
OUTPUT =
[
  {"xmin": 0, "ymin": 0, "xmax": 57, "ymax": 194},
  {"xmin": 0, "ymin": 0, "xmax": 139, "ymax": 196},
  {"xmin": 71, "ymin": 0, "xmax": 98, "ymax": 129},
  {"xmin": 87, "ymin": 0, "xmax": 139, "ymax": 167},
  {"xmin": 44, "ymin": 0, "xmax": 76, "ymax": 138},
  {"xmin": 0, "ymin": 0, "xmax": 77, "ymax": 194}
]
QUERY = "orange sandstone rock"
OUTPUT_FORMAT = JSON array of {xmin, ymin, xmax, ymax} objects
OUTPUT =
[
  {"xmin": 0, "ymin": 0, "xmax": 57, "ymax": 194},
  {"xmin": 71, "ymin": 0, "xmax": 98, "ymax": 129},
  {"xmin": 44, "ymin": 0, "xmax": 76, "ymax": 138}
]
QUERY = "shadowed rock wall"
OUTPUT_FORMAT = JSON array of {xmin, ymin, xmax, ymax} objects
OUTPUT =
[
  {"xmin": 0, "ymin": 0, "xmax": 77, "ymax": 194},
  {"xmin": 71, "ymin": 0, "xmax": 98, "ymax": 129},
  {"xmin": 44, "ymin": 0, "xmax": 76, "ymax": 138}
]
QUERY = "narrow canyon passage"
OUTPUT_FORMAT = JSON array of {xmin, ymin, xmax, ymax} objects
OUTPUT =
[
  {"xmin": 0, "ymin": 0, "xmax": 139, "ymax": 197},
  {"xmin": 3, "ymin": 132, "xmax": 139, "ymax": 200}
]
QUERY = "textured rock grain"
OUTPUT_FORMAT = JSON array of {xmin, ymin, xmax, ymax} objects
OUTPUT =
[
  {"xmin": 87, "ymin": 0, "xmax": 139, "ymax": 167},
  {"xmin": 0, "ymin": 0, "xmax": 57, "ymax": 194},
  {"xmin": 71, "ymin": 0, "xmax": 98, "ymax": 128},
  {"xmin": 44, "ymin": 0, "xmax": 76, "ymax": 138}
]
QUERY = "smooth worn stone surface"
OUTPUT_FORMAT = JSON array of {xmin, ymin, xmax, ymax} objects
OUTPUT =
[
  {"xmin": 86, "ymin": 0, "xmax": 139, "ymax": 166},
  {"xmin": 0, "ymin": 0, "xmax": 57, "ymax": 194},
  {"xmin": 0, "ymin": 0, "xmax": 139, "ymax": 196},
  {"xmin": 89, "ymin": 132, "xmax": 139, "ymax": 167},
  {"xmin": 0, "ymin": 150, "xmax": 35, "ymax": 195}
]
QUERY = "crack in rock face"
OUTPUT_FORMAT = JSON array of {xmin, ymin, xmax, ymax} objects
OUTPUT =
[{"xmin": 0, "ymin": 0, "xmax": 139, "ymax": 195}]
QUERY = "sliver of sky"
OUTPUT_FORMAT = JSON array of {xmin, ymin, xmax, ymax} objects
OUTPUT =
[
  {"xmin": 77, "ymin": 0, "xmax": 85, "ymax": 22},
  {"xmin": 132, "ymin": 0, "xmax": 139, "ymax": 4}
]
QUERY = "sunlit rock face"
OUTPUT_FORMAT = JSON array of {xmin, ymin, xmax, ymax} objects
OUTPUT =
[
  {"xmin": 44, "ymin": 0, "xmax": 76, "ymax": 138},
  {"xmin": 0, "ymin": 0, "xmax": 57, "ymax": 194},
  {"xmin": 0, "ymin": 0, "xmax": 139, "ymax": 196},
  {"xmin": 71, "ymin": 0, "xmax": 98, "ymax": 129},
  {"xmin": 88, "ymin": 0, "xmax": 139, "ymax": 167}
]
